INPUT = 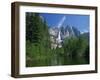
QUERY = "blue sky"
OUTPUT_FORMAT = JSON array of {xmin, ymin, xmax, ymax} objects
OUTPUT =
[{"xmin": 40, "ymin": 13, "xmax": 90, "ymax": 33}]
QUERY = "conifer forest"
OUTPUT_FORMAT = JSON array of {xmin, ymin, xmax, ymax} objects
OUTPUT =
[{"xmin": 26, "ymin": 12, "xmax": 89, "ymax": 67}]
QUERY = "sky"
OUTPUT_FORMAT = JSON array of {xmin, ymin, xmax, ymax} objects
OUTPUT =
[{"xmin": 40, "ymin": 13, "xmax": 90, "ymax": 33}]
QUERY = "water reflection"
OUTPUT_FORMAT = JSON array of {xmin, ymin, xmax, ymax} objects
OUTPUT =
[{"xmin": 50, "ymin": 53, "xmax": 89, "ymax": 66}]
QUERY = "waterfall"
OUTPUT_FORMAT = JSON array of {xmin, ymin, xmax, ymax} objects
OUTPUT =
[
  {"xmin": 57, "ymin": 30, "xmax": 62, "ymax": 43},
  {"xmin": 57, "ymin": 16, "xmax": 66, "ymax": 41},
  {"xmin": 56, "ymin": 16, "xmax": 66, "ymax": 48}
]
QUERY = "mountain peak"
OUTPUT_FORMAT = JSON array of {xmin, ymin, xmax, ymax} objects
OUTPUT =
[{"xmin": 49, "ymin": 25, "xmax": 81, "ymax": 49}]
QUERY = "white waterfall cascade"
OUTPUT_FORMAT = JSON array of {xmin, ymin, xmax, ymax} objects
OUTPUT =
[
  {"xmin": 56, "ymin": 16, "xmax": 66, "ymax": 48},
  {"xmin": 56, "ymin": 30, "xmax": 62, "ymax": 43}
]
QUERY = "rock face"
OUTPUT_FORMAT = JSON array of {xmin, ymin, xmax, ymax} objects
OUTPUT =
[{"xmin": 49, "ymin": 26, "xmax": 81, "ymax": 49}]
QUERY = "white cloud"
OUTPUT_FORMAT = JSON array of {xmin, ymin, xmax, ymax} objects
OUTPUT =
[
  {"xmin": 81, "ymin": 29, "xmax": 89, "ymax": 34},
  {"xmin": 57, "ymin": 16, "xmax": 66, "ymax": 28}
]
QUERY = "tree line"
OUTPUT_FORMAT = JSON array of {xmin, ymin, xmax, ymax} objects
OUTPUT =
[{"xmin": 26, "ymin": 13, "xmax": 89, "ymax": 67}]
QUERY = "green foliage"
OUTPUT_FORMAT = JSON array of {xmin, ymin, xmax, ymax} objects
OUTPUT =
[
  {"xmin": 63, "ymin": 36, "xmax": 89, "ymax": 61},
  {"xmin": 26, "ymin": 12, "xmax": 89, "ymax": 67},
  {"xmin": 26, "ymin": 13, "xmax": 52, "ymax": 67}
]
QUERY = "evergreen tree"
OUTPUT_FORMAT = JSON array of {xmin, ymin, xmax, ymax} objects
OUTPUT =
[{"xmin": 26, "ymin": 12, "xmax": 52, "ymax": 67}]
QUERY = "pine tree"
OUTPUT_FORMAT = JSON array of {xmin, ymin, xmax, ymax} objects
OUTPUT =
[{"xmin": 26, "ymin": 12, "xmax": 52, "ymax": 67}]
